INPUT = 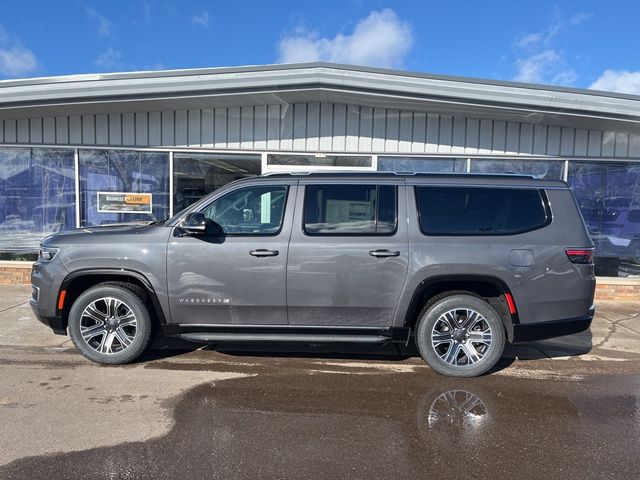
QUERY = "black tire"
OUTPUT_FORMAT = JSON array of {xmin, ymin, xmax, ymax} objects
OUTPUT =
[
  {"xmin": 415, "ymin": 293, "xmax": 505, "ymax": 377},
  {"xmin": 68, "ymin": 283, "xmax": 153, "ymax": 365}
]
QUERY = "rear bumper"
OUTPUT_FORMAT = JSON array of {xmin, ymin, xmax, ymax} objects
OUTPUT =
[
  {"xmin": 29, "ymin": 300, "xmax": 67, "ymax": 335},
  {"xmin": 512, "ymin": 305, "xmax": 595, "ymax": 343}
]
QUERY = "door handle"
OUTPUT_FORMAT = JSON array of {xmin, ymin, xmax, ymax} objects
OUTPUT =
[
  {"xmin": 249, "ymin": 249, "xmax": 280, "ymax": 257},
  {"xmin": 369, "ymin": 249, "xmax": 400, "ymax": 258}
]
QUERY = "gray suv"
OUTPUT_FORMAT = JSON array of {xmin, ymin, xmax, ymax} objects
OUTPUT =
[{"xmin": 30, "ymin": 173, "xmax": 596, "ymax": 377}]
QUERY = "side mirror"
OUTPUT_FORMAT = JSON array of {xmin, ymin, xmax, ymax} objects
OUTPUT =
[
  {"xmin": 182, "ymin": 212, "xmax": 224, "ymax": 236},
  {"xmin": 182, "ymin": 212, "xmax": 207, "ymax": 234}
]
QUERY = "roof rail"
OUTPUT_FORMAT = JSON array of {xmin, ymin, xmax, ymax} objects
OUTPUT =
[{"xmin": 259, "ymin": 171, "xmax": 535, "ymax": 179}]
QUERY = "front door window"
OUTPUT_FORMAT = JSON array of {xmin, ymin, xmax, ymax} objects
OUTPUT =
[{"xmin": 200, "ymin": 185, "xmax": 288, "ymax": 235}]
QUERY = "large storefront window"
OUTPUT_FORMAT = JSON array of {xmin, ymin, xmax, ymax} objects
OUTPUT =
[
  {"xmin": 568, "ymin": 161, "xmax": 640, "ymax": 276},
  {"xmin": 0, "ymin": 147, "xmax": 75, "ymax": 253},
  {"xmin": 470, "ymin": 159, "xmax": 564, "ymax": 179},
  {"xmin": 378, "ymin": 157, "xmax": 466, "ymax": 173},
  {"xmin": 79, "ymin": 150, "xmax": 169, "ymax": 226},
  {"xmin": 173, "ymin": 153, "xmax": 261, "ymax": 213}
]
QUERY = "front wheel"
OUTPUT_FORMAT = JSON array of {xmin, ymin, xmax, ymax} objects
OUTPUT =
[
  {"xmin": 415, "ymin": 293, "xmax": 506, "ymax": 377},
  {"xmin": 68, "ymin": 283, "xmax": 153, "ymax": 365}
]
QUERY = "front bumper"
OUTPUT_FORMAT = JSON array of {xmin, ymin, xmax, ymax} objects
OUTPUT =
[
  {"xmin": 29, "ymin": 300, "xmax": 67, "ymax": 335},
  {"xmin": 512, "ymin": 305, "xmax": 595, "ymax": 343}
]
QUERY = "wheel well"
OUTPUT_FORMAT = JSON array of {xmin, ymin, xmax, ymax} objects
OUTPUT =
[
  {"xmin": 404, "ymin": 278, "xmax": 516, "ymax": 341},
  {"xmin": 59, "ymin": 273, "xmax": 165, "ymax": 330}
]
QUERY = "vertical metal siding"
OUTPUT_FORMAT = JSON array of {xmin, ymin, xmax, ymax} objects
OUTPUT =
[
  {"xmin": 122, "ymin": 113, "xmax": 134, "ymax": 146},
  {"xmin": 82, "ymin": 115, "xmax": 95, "ymax": 145},
  {"xmin": 30, "ymin": 117, "xmax": 43, "ymax": 144},
  {"xmin": 346, "ymin": 105, "xmax": 360, "ymax": 152},
  {"xmin": 43, "ymin": 117, "xmax": 55, "ymax": 144},
  {"xmin": 69, "ymin": 116, "xmax": 82, "ymax": 144},
  {"xmin": 108, "ymin": 114, "xmax": 121, "ymax": 145},
  {"xmin": 148, "ymin": 112, "xmax": 162, "ymax": 146},
  {"xmin": 96, "ymin": 114, "xmax": 109, "ymax": 145},
  {"xmin": 0, "ymin": 101, "xmax": 637, "ymax": 159},
  {"xmin": 371, "ymin": 108, "xmax": 385, "ymax": 152},
  {"xmin": 306, "ymin": 102, "xmax": 320, "ymax": 151}
]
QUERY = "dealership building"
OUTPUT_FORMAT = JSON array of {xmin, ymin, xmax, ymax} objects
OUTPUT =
[{"xmin": 0, "ymin": 62, "xmax": 639, "ymax": 285}]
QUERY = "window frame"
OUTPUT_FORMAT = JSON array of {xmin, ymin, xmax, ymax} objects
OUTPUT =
[
  {"xmin": 414, "ymin": 185, "xmax": 552, "ymax": 237},
  {"xmin": 302, "ymin": 183, "xmax": 399, "ymax": 237},
  {"xmin": 197, "ymin": 184, "xmax": 290, "ymax": 237}
]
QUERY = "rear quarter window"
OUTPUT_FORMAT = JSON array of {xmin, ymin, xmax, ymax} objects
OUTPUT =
[{"xmin": 415, "ymin": 186, "xmax": 550, "ymax": 236}]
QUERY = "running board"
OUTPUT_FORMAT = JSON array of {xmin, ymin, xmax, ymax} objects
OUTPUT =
[{"xmin": 177, "ymin": 332, "xmax": 391, "ymax": 344}]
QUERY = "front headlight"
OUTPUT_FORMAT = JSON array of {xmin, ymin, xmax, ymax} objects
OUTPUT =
[{"xmin": 38, "ymin": 247, "xmax": 59, "ymax": 263}]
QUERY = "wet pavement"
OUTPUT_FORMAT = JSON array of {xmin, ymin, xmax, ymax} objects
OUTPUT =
[{"xmin": 1, "ymin": 288, "xmax": 640, "ymax": 479}]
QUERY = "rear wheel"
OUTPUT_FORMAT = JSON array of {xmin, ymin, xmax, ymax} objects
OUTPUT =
[
  {"xmin": 68, "ymin": 283, "xmax": 152, "ymax": 365},
  {"xmin": 415, "ymin": 293, "xmax": 505, "ymax": 377}
]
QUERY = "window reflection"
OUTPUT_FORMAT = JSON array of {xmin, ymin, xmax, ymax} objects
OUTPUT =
[
  {"xmin": 173, "ymin": 153, "xmax": 261, "ymax": 212},
  {"xmin": 470, "ymin": 159, "xmax": 564, "ymax": 179},
  {"xmin": 268, "ymin": 154, "xmax": 371, "ymax": 167},
  {"xmin": 0, "ymin": 147, "xmax": 75, "ymax": 252},
  {"xmin": 79, "ymin": 150, "xmax": 169, "ymax": 227},
  {"xmin": 378, "ymin": 157, "xmax": 466, "ymax": 173},
  {"xmin": 568, "ymin": 162, "xmax": 640, "ymax": 276}
]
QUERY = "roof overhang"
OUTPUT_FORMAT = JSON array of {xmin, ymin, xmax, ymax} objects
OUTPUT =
[{"xmin": 0, "ymin": 63, "xmax": 638, "ymax": 133}]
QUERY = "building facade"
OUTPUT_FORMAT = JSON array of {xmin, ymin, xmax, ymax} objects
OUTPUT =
[{"xmin": 0, "ymin": 63, "xmax": 639, "ymax": 276}]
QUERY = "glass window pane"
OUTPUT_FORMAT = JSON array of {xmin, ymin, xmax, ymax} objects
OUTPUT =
[
  {"xmin": 79, "ymin": 150, "xmax": 169, "ymax": 227},
  {"xmin": 568, "ymin": 161, "xmax": 640, "ymax": 276},
  {"xmin": 0, "ymin": 147, "xmax": 75, "ymax": 252},
  {"xmin": 268, "ymin": 154, "xmax": 371, "ymax": 167},
  {"xmin": 304, "ymin": 184, "xmax": 397, "ymax": 235},
  {"xmin": 378, "ymin": 157, "xmax": 466, "ymax": 173},
  {"xmin": 200, "ymin": 185, "xmax": 288, "ymax": 235},
  {"xmin": 415, "ymin": 187, "xmax": 549, "ymax": 235},
  {"xmin": 470, "ymin": 159, "xmax": 564, "ymax": 179},
  {"xmin": 173, "ymin": 153, "xmax": 261, "ymax": 212}
]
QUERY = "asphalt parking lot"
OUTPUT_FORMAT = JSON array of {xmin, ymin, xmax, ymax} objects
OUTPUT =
[{"xmin": 1, "ymin": 285, "xmax": 640, "ymax": 479}]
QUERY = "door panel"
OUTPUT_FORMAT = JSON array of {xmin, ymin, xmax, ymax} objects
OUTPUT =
[
  {"xmin": 286, "ymin": 182, "xmax": 409, "ymax": 327},
  {"xmin": 167, "ymin": 183, "xmax": 296, "ymax": 325}
]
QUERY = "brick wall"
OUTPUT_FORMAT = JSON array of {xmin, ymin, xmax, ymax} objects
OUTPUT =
[
  {"xmin": 595, "ymin": 281, "xmax": 640, "ymax": 301},
  {"xmin": 0, "ymin": 262, "xmax": 32, "ymax": 285}
]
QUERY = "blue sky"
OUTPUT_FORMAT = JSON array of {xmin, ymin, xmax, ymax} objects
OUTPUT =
[{"xmin": 0, "ymin": 1, "xmax": 639, "ymax": 93}]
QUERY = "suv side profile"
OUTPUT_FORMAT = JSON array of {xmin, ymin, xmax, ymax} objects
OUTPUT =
[{"xmin": 30, "ymin": 173, "xmax": 596, "ymax": 377}]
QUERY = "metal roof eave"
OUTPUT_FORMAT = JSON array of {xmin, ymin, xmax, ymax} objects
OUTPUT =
[{"xmin": 0, "ymin": 63, "xmax": 638, "ymax": 123}]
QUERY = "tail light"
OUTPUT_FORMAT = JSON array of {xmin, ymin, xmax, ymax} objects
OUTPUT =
[{"xmin": 565, "ymin": 248, "xmax": 594, "ymax": 264}]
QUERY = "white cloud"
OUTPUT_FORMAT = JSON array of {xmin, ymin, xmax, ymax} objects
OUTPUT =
[
  {"xmin": 512, "ymin": 49, "xmax": 575, "ymax": 85},
  {"xmin": 569, "ymin": 12, "xmax": 593, "ymax": 26},
  {"xmin": 191, "ymin": 11, "xmax": 210, "ymax": 28},
  {"xmin": 510, "ymin": 11, "xmax": 590, "ymax": 86},
  {"xmin": 84, "ymin": 7, "xmax": 111, "ymax": 36},
  {"xmin": 0, "ymin": 46, "xmax": 38, "ymax": 76},
  {"xmin": 514, "ymin": 32, "xmax": 543, "ymax": 50},
  {"xmin": 278, "ymin": 9, "xmax": 413, "ymax": 68},
  {"xmin": 0, "ymin": 25, "xmax": 38, "ymax": 77},
  {"xmin": 94, "ymin": 48, "xmax": 122, "ymax": 70},
  {"xmin": 589, "ymin": 70, "xmax": 640, "ymax": 95}
]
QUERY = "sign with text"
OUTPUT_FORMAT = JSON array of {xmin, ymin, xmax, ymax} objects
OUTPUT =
[{"xmin": 97, "ymin": 192, "xmax": 153, "ymax": 214}]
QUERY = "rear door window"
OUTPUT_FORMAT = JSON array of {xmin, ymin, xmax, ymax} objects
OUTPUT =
[
  {"xmin": 415, "ymin": 186, "xmax": 550, "ymax": 235},
  {"xmin": 304, "ymin": 184, "xmax": 397, "ymax": 235}
]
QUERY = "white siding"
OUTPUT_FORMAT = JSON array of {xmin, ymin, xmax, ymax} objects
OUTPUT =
[{"xmin": 0, "ymin": 101, "xmax": 638, "ymax": 158}]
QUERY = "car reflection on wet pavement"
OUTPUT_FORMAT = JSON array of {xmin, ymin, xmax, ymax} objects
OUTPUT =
[{"xmin": 1, "ymin": 345, "xmax": 639, "ymax": 480}]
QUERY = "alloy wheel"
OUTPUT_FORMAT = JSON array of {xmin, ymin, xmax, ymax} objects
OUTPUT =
[
  {"xmin": 430, "ymin": 308, "xmax": 493, "ymax": 366},
  {"xmin": 79, "ymin": 297, "xmax": 137, "ymax": 354}
]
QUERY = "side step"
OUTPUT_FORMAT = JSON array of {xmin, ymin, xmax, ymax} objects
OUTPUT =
[{"xmin": 177, "ymin": 332, "xmax": 391, "ymax": 344}]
